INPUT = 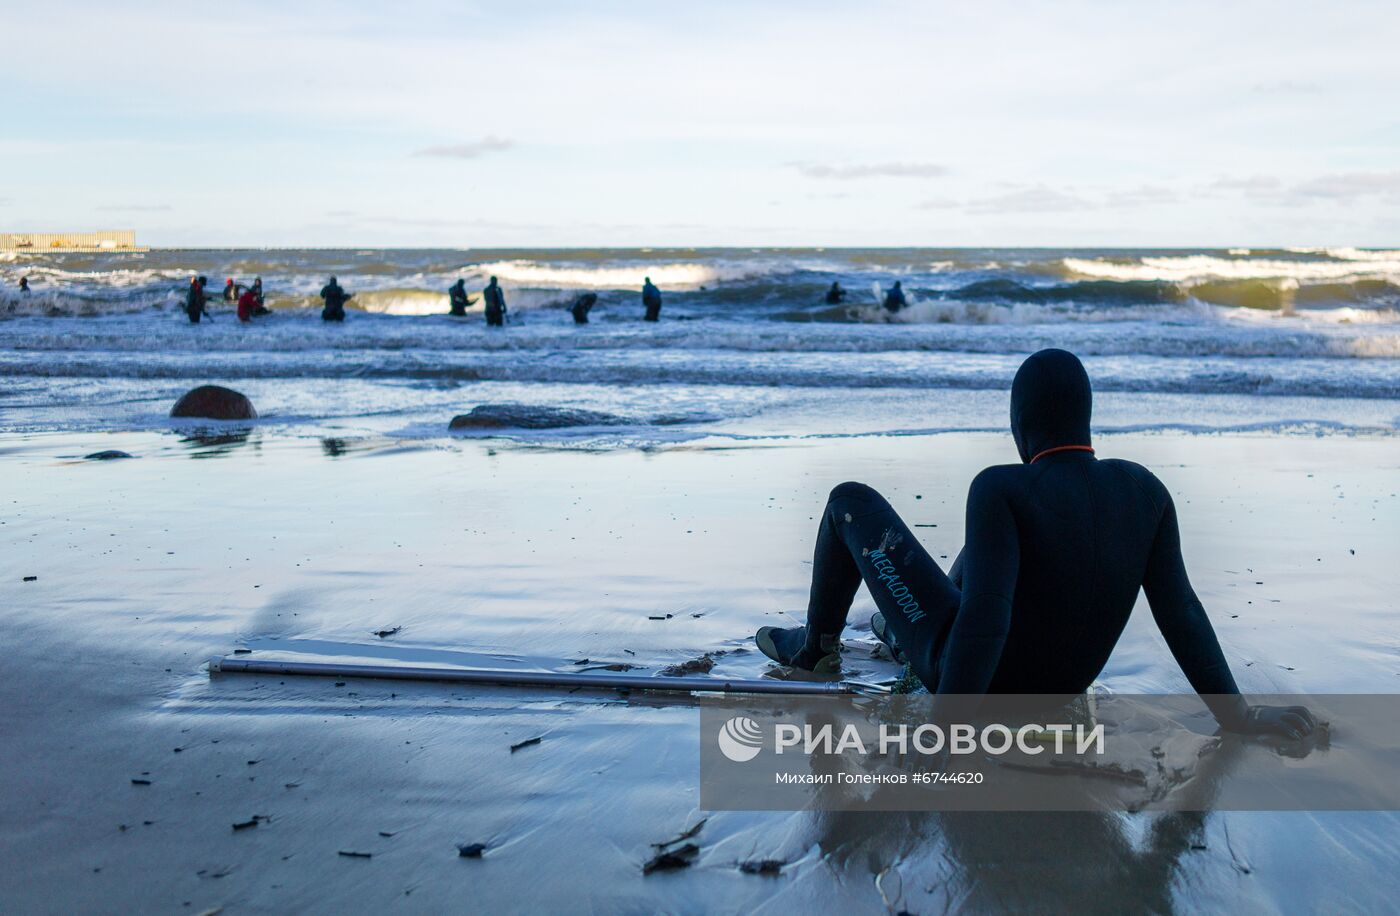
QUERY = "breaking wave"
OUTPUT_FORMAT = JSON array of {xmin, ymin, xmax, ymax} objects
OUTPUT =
[
  {"xmin": 1064, "ymin": 253, "xmax": 1400, "ymax": 283},
  {"xmin": 469, "ymin": 259, "xmax": 793, "ymax": 290}
]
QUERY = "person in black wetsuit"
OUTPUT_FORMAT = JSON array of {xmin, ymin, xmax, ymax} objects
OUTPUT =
[
  {"xmin": 883, "ymin": 280, "xmax": 907, "ymax": 313},
  {"xmin": 482, "ymin": 276, "xmax": 506, "ymax": 327},
  {"xmin": 642, "ymin": 277, "xmax": 662, "ymax": 322},
  {"xmin": 756, "ymin": 348, "xmax": 1315, "ymax": 738},
  {"xmin": 825, "ymin": 281, "xmax": 846, "ymax": 305},
  {"xmin": 320, "ymin": 276, "xmax": 351, "ymax": 322},
  {"xmin": 185, "ymin": 276, "xmax": 210, "ymax": 323},
  {"xmin": 250, "ymin": 277, "xmax": 270, "ymax": 315},
  {"xmin": 20, "ymin": 276, "xmax": 31, "ymax": 294},
  {"xmin": 570, "ymin": 292, "xmax": 598, "ymax": 324},
  {"xmin": 222, "ymin": 278, "xmax": 239, "ymax": 302},
  {"xmin": 448, "ymin": 279, "xmax": 475, "ymax": 316}
]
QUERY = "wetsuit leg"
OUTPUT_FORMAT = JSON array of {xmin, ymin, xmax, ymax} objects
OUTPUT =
[{"xmin": 803, "ymin": 481, "xmax": 960, "ymax": 688}]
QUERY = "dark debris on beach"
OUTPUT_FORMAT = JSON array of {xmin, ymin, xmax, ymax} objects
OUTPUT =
[
  {"xmin": 650, "ymin": 818, "xmax": 707, "ymax": 849},
  {"xmin": 659, "ymin": 654, "xmax": 717, "ymax": 677},
  {"xmin": 643, "ymin": 842, "xmax": 699, "ymax": 874}
]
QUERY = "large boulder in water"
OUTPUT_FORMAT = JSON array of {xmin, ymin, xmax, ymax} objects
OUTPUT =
[
  {"xmin": 449, "ymin": 403, "xmax": 623, "ymax": 431},
  {"xmin": 170, "ymin": 385, "xmax": 258, "ymax": 420}
]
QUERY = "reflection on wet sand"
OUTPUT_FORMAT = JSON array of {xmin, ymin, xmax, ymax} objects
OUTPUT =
[
  {"xmin": 320, "ymin": 437, "xmax": 351, "ymax": 457},
  {"xmin": 178, "ymin": 427, "xmax": 254, "ymax": 457},
  {"xmin": 801, "ymin": 733, "xmax": 1257, "ymax": 912}
]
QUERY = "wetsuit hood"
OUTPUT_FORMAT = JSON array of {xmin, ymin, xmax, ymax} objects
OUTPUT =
[{"xmin": 1009, "ymin": 348, "xmax": 1092, "ymax": 463}]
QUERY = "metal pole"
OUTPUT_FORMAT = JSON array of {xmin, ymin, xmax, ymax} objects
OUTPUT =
[{"xmin": 210, "ymin": 656, "xmax": 859, "ymax": 695}]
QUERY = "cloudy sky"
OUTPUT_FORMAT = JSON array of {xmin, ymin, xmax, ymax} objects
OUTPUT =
[{"xmin": 2, "ymin": 0, "xmax": 1397, "ymax": 247}]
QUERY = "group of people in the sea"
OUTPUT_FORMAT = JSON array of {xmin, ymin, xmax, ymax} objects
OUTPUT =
[
  {"xmin": 179, "ymin": 273, "xmax": 668, "ymax": 326},
  {"xmin": 446, "ymin": 275, "xmax": 663, "ymax": 326},
  {"xmin": 19, "ymin": 271, "xmax": 913, "ymax": 320},
  {"xmin": 182, "ymin": 276, "xmax": 271, "ymax": 324},
  {"xmin": 824, "ymin": 280, "xmax": 908, "ymax": 312}
]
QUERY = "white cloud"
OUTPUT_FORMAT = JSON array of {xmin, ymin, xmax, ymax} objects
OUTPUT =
[
  {"xmin": 1103, "ymin": 185, "xmax": 1179, "ymax": 208},
  {"xmin": 788, "ymin": 161, "xmax": 948, "ymax": 180},
  {"xmin": 414, "ymin": 137, "xmax": 515, "ymax": 159},
  {"xmin": 1291, "ymin": 171, "xmax": 1400, "ymax": 201},
  {"xmin": 1251, "ymin": 80, "xmax": 1324, "ymax": 95},
  {"xmin": 915, "ymin": 196, "xmax": 961, "ymax": 210},
  {"xmin": 963, "ymin": 186, "xmax": 1093, "ymax": 214},
  {"xmin": 1209, "ymin": 176, "xmax": 1283, "ymax": 194},
  {"xmin": 1207, "ymin": 172, "xmax": 1400, "ymax": 205}
]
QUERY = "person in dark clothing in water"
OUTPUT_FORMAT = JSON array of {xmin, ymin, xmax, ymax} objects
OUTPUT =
[
  {"xmin": 185, "ymin": 276, "xmax": 210, "ymax": 323},
  {"xmin": 756, "ymin": 348, "xmax": 1315, "ymax": 739},
  {"xmin": 249, "ymin": 277, "xmax": 270, "ymax": 315},
  {"xmin": 825, "ymin": 281, "xmax": 846, "ymax": 304},
  {"xmin": 883, "ymin": 280, "xmax": 907, "ymax": 313},
  {"xmin": 642, "ymin": 277, "xmax": 662, "ymax": 321},
  {"xmin": 481, "ymin": 276, "xmax": 507, "ymax": 327},
  {"xmin": 570, "ymin": 292, "xmax": 598, "ymax": 324},
  {"xmin": 320, "ymin": 276, "xmax": 351, "ymax": 322},
  {"xmin": 222, "ymin": 278, "xmax": 239, "ymax": 302},
  {"xmin": 19, "ymin": 276, "xmax": 31, "ymax": 293},
  {"xmin": 448, "ymin": 279, "xmax": 475, "ymax": 317}
]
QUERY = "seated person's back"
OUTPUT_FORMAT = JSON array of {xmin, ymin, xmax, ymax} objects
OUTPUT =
[{"xmin": 968, "ymin": 452, "xmax": 1195, "ymax": 695}]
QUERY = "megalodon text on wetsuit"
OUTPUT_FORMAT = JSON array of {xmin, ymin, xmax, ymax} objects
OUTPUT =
[{"xmin": 868, "ymin": 549, "xmax": 926, "ymax": 624}]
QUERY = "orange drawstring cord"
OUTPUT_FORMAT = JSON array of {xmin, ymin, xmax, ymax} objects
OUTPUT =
[{"xmin": 1030, "ymin": 444, "xmax": 1095, "ymax": 464}]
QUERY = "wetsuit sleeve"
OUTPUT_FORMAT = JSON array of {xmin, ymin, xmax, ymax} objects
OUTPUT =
[
  {"xmin": 1142, "ymin": 483, "xmax": 1247, "ymax": 725},
  {"xmin": 936, "ymin": 472, "xmax": 1019, "ymax": 694}
]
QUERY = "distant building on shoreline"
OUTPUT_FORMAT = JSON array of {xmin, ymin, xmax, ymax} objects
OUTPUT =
[{"xmin": 1, "ymin": 230, "xmax": 147, "ymax": 253}]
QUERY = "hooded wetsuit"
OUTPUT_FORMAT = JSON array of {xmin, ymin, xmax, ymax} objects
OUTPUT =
[
  {"xmin": 571, "ymin": 292, "xmax": 598, "ymax": 324},
  {"xmin": 794, "ymin": 349, "xmax": 1246, "ymax": 724},
  {"xmin": 642, "ymin": 282, "xmax": 662, "ymax": 321},
  {"xmin": 482, "ymin": 282, "xmax": 506, "ymax": 326},
  {"xmin": 449, "ymin": 282, "xmax": 472, "ymax": 316},
  {"xmin": 185, "ymin": 280, "xmax": 207, "ymax": 324},
  {"xmin": 321, "ymin": 282, "xmax": 348, "ymax": 322}
]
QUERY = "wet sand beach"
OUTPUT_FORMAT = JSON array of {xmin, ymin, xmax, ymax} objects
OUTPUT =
[{"xmin": 3, "ymin": 429, "xmax": 1397, "ymax": 912}]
